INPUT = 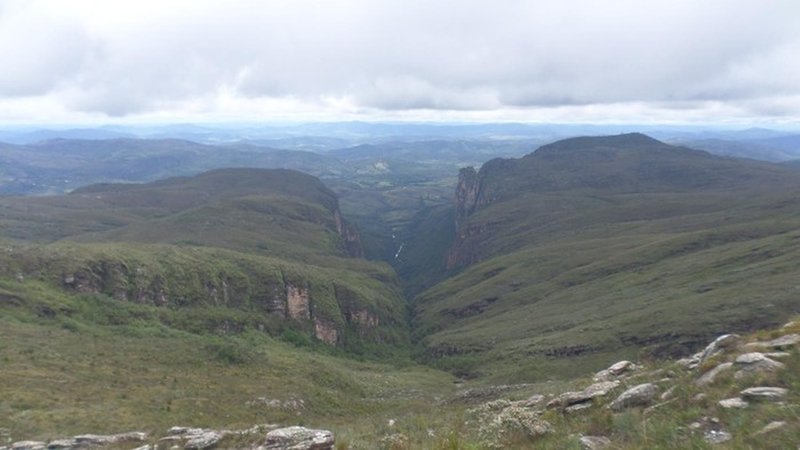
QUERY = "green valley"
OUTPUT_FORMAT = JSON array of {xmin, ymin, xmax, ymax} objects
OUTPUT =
[{"xmin": 3, "ymin": 134, "xmax": 800, "ymax": 448}]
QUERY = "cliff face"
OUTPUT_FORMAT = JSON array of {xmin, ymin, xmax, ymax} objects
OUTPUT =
[
  {"xmin": 3, "ymin": 247, "xmax": 390, "ymax": 347},
  {"xmin": 446, "ymin": 166, "xmax": 494, "ymax": 269},
  {"xmin": 333, "ymin": 207, "xmax": 365, "ymax": 258}
]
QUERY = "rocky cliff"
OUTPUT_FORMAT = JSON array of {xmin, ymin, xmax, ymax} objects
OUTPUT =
[
  {"xmin": 446, "ymin": 166, "xmax": 495, "ymax": 268},
  {"xmin": 0, "ymin": 244, "xmax": 392, "ymax": 348}
]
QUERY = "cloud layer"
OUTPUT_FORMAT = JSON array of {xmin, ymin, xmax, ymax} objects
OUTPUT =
[{"xmin": 0, "ymin": 0, "xmax": 799, "ymax": 124}]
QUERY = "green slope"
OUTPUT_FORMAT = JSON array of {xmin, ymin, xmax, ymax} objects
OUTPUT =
[
  {"xmin": 0, "ymin": 168, "xmax": 407, "ymax": 352},
  {"xmin": 414, "ymin": 133, "xmax": 800, "ymax": 382}
]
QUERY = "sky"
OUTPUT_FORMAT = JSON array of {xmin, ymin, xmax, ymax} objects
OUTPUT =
[{"xmin": 0, "ymin": 0, "xmax": 799, "ymax": 126}]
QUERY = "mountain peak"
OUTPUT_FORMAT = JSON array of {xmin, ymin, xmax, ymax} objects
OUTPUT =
[{"xmin": 531, "ymin": 132, "xmax": 667, "ymax": 157}]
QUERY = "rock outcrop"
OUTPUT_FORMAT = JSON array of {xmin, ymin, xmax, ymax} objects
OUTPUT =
[
  {"xmin": 2, "ymin": 425, "xmax": 334, "ymax": 450},
  {"xmin": 732, "ymin": 352, "xmax": 784, "ymax": 379},
  {"xmin": 608, "ymin": 383, "xmax": 658, "ymax": 411},
  {"xmin": 739, "ymin": 386, "xmax": 787, "ymax": 402},
  {"xmin": 259, "ymin": 426, "xmax": 334, "ymax": 450},
  {"xmin": 446, "ymin": 166, "xmax": 495, "ymax": 269}
]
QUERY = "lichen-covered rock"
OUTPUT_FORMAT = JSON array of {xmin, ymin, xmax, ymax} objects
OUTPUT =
[
  {"xmin": 547, "ymin": 381, "xmax": 620, "ymax": 409},
  {"xmin": 259, "ymin": 426, "xmax": 334, "ymax": 450},
  {"xmin": 755, "ymin": 421, "xmax": 786, "ymax": 435},
  {"xmin": 185, "ymin": 430, "xmax": 225, "ymax": 449},
  {"xmin": 677, "ymin": 352, "xmax": 702, "ymax": 369},
  {"xmin": 761, "ymin": 333, "xmax": 800, "ymax": 349},
  {"xmin": 733, "ymin": 353, "xmax": 784, "ymax": 379},
  {"xmin": 594, "ymin": 360, "xmax": 636, "ymax": 381},
  {"xmin": 608, "ymin": 383, "xmax": 658, "ymax": 411},
  {"xmin": 704, "ymin": 429, "xmax": 732, "ymax": 444},
  {"xmin": 580, "ymin": 435, "xmax": 611, "ymax": 449},
  {"xmin": 700, "ymin": 334, "xmax": 739, "ymax": 363},
  {"xmin": 44, "ymin": 439, "xmax": 77, "ymax": 449},
  {"xmin": 740, "ymin": 387, "xmax": 788, "ymax": 402},
  {"xmin": 8, "ymin": 442, "xmax": 46, "ymax": 450},
  {"xmin": 73, "ymin": 432, "xmax": 148, "ymax": 447},
  {"xmin": 718, "ymin": 397, "xmax": 748, "ymax": 409},
  {"xmin": 695, "ymin": 362, "xmax": 733, "ymax": 386}
]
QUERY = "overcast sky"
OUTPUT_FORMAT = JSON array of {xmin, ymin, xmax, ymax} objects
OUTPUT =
[{"xmin": 1, "ymin": 0, "xmax": 799, "ymax": 125}]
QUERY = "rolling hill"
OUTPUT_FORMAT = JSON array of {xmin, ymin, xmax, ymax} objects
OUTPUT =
[
  {"xmin": 413, "ymin": 133, "xmax": 800, "ymax": 381},
  {"xmin": 0, "ymin": 168, "xmax": 409, "ymax": 350}
]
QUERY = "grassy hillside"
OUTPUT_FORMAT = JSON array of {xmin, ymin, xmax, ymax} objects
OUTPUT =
[
  {"xmin": 0, "ymin": 168, "xmax": 409, "ymax": 351},
  {"xmin": 0, "ymin": 278, "xmax": 456, "ymax": 446},
  {"xmin": 414, "ymin": 134, "xmax": 800, "ymax": 382}
]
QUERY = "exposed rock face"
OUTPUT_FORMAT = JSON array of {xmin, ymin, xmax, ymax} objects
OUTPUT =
[
  {"xmin": 259, "ymin": 426, "xmax": 334, "ymax": 450},
  {"xmin": 314, "ymin": 319, "xmax": 338, "ymax": 345},
  {"xmin": 348, "ymin": 309, "xmax": 379, "ymax": 329},
  {"xmin": 453, "ymin": 167, "xmax": 483, "ymax": 228},
  {"xmin": 608, "ymin": 383, "xmax": 658, "ymax": 411},
  {"xmin": 286, "ymin": 285, "xmax": 311, "ymax": 321},
  {"xmin": 446, "ymin": 166, "xmax": 494, "ymax": 269},
  {"xmin": 333, "ymin": 208, "xmax": 365, "ymax": 258}
]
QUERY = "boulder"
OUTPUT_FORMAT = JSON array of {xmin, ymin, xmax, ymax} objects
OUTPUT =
[
  {"xmin": 594, "ymin": 360, "xmax": 636, "ymax": 381},
  {"xmin": 700, "ymin": 334, "xmax": 739, "ymax": 363},
  {"xmin": 695, "ymin": 362, "xmax": 733, "ymax": 386},
  {"xmin": 733, "ymin": 353, "xmax": 784, "ymax": 379},
  {"xmin": 73, "ymin": 432, "xmax": 148, "ymax": 447},
  {"xmin": 565, "ymin": 403, "xmax": 593, "ymax": 414},
  {"xmin": 755, "ymin": 421, "xmax": 786, "ymax": 435},
  {"xmin": 608, "ymin": 383, "xmax": 658, "ymax": 411},
  {"xmin": 547, "ymin": 381, "xmax": 620, "ymax": 409},
  {"xmin": 740, "ymin": 387, "xmax": 788, "ymax": 402},
  {"xmin": 185, "ymin": 431, "xmax": 225, "ymax": 449},
  {"xmin": 9, "ymin": 442, "xmax": 45, "ymax": 450},
  {"xmin": 718, "ymin": 397, "xmax": 748, "ymax": 409},
  {"xmin": 259, "ymin": 426, "xmax": 334, "ymax": 450},
  {"xmin": 677, "ymin": 353, "xmax": 702, "ymax": 369},
  {"xmin": 660, "ymin": 385, "xmax": 677, "ymax": 401},
  {"xmin": 763, "ymin": 333, "xmax": 800, "ymax": 349},
  {"xmin": 580, "ymin": 435, "xmax": 611, "ymax": 449},
  {"xmin": 44, "ymin": 440, "xmax": 77, "ymax": 449},
  {"xmin": 704, "ymin": 430, "xmax": 732, "ymax": 444}
]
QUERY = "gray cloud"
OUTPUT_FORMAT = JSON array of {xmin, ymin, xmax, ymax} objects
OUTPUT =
[{"xmin": 0, "ymin": 0, "xmax": 798, "ymax": 123}]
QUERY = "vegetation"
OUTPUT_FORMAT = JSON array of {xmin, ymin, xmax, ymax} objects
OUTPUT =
[
  {"xmin": 4, "ymin": 133, "xmax": 800, "ymax": 448},
  {"xmin": 414, "ymin": 134, "xmax": 800, "ymax": 381}
]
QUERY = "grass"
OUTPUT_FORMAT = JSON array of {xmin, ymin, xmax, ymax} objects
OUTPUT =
[
  {"xmin": 414, "ymin": 135, "xmax": 800, "ymax": 382},
  {"xmin": 0, "ymin": 283, "xmax": 456, "ymax": 446}
]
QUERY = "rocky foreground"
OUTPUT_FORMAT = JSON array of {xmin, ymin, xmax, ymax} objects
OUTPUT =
[
  {"xmin": 0, "ymin": 425, "xmax": 333, "ymax": 450},
  {"xmin": 4, "ymin": 321, "xmax": 799, "ymax": 449},
  {"xmin": 460, "ymin": 320, "xmax": 800, "ymax": 448}
]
